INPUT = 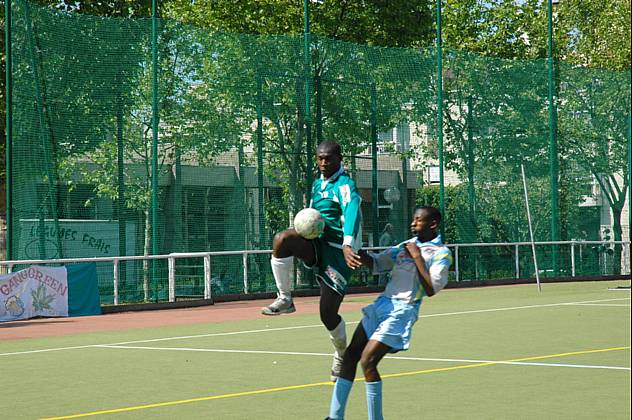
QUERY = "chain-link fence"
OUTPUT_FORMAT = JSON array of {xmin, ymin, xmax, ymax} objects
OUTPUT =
[{"xmin": 5, "ymin": 1, "xmax": 630, "ymax": 303}]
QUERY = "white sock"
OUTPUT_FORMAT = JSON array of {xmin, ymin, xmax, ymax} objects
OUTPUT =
[
  {"xmin": 271, "ymin": 256, "xmax": 293, "ymax": 300},
  {"xmin": 329, "ymin": 318, "xmax": 347, "ymax": 356}
]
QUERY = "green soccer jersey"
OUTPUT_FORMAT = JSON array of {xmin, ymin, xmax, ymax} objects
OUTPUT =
[{"xmin": 310, "ymin": 166, "xmax": 362, "ymax": 250}]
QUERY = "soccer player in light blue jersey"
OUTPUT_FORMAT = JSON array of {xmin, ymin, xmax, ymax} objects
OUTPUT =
[
  {"xmin": 261, "ymin": 140, "xmax": 363, "ymax": 382},
  {"xmin": 326, "ymin": 206, "xmax": 452, "ymax": 420}
]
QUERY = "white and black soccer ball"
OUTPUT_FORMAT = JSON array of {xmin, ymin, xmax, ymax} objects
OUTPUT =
[{"xmin": 293, "ymin": 208, "xmax": 325, "ymax": 239}]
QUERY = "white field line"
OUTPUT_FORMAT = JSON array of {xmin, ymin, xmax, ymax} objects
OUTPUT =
[
  {"xmin": 95, "ymin": 344, "xmax": 630, "ymax": 371},
  {"xmin": 1, "ymin": 297, "xmax": 629, "ymax": 357},
  {"xmin": 0, "ymin": 324, "xmax": 326, "ymax": 357},
  {"xmin": 0, "ymin": 344, "xmax": 101, "ymax": 357},
  {"xmin": 564, "ymin": 303, "xmax": 630, "ymax": 307},
  {"xmin": 96, "ymin": 345, "xmax": 332, "ymax": 357},
  {"xmin": 419, "ymin": 297, "xmax": 630, "ymax": 318}
]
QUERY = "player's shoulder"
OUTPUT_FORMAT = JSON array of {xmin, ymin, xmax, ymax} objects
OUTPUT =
[
  {"xmin": 336, "ymin": 172, "xmax": 358, "ymax": 188},
  {"xmin": 433, "ymin": 245, "xmax": 453, "ymax": 266},
  {"xmin": 337, "ymin": 171, "xmax": 354, "ymax": 182}
]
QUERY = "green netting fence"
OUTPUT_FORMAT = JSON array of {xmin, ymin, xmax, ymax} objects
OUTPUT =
[{"xmin": 5, "ymin": 1, "xmax": 631, "ymax": 303}]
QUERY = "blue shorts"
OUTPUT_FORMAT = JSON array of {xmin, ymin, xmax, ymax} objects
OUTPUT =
[{"xmin": 361, "ymin": 296, "xmax": 421, "ymax": 352}]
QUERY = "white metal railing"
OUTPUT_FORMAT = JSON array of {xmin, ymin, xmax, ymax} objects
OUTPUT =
[
  {"xmin": 0, "ymin": 240, "xmax": 629, "ymax": 305},
  {"xmin": 444, "ymin": 240, "xmax": 630, "ymax": 282}
]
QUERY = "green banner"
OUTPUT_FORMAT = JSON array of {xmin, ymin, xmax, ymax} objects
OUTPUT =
[{"xmin": 67, "ymin": 263, "xmax": 101, "ymax": 317}]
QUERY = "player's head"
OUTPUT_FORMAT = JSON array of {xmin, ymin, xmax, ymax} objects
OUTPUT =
[
  {"xmin": 410, "ymin": 206, "xmax": 441, "ymax": 242},
  {"xmin": 316, "ymin": 140, "xmax": 342, "ymax": 178}
]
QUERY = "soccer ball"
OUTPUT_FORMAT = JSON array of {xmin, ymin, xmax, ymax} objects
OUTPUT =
[{"xmin": 293, "ymin": 208, "xmax": 325, "ymax": 239}]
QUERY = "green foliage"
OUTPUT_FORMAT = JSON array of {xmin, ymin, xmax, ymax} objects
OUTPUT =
[
  {"xmin": 555, "ymin": 0, "xmax": 631, "ymax": 71},
  {"xmin": 442, "ymin": 0, "xmax": 544, "ymax": 60},
  {"xmin": 164, "ymin": 0, "xmax": 434, "ymax": 47},
  {"xmin": 159, "ymin": 1, "xmax": 436, "ymax": 223},
  {"xmin": 29, "ymin": 0, "xmax": 152, "ymax": 17},
  {"xmin": 1, "ymin": 0, "xmax": 152, "ymax": 216},
  {"xmin": 442, "ymin": 0, "xmax": 631, "ymax": 69},
  {"xmin": 436, "ymin": 0, "xmax": 630, "ymax": 250},
  {"xmin": 416, "ymin": 174, "xmax": 586, "ymax": 245},
  {"xmin": 416, "ymin": 185, "xmax": 450, "ymax": 239},
  {"xmin": 557, "ymin": 65, "xmax": 630, "ymax": 242}
]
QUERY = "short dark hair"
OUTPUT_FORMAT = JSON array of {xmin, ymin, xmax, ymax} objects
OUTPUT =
[
  {"xmin": 416, "ymin": 206, "xmax": 442, "ymax": 224},
  {"xmin": 317, "ymin": 140, "xmax": 342, "ymax": 156}
]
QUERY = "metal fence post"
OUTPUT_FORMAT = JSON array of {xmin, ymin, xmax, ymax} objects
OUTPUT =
[
  {"xmin": 243, "ymin": 252, "xmax": 249, "ymax": 294},
  {"xmin": 113, "ymin": 258, "xmax": 119, "ymax": 305},
  {"xmin": 436, "ymin": 0, "xmax": 445, "ymax": 240},
  {"xmin": 454, "ymin": 245, "xmax": 459, "ymax": 282},
  {"xmin": 547, "ymin": 0, "xmax": 560, "ymax": 276},
  {"xmin": 370, "ymin": 83, "xmax": 379, "ymax": 247},
  {"xmin": 204, "ymin": 254, "xmax": 212, "ymax": 300},
  {"xmin": 151, "ymin": 0, "xmax": 160, "ymax": 302},
  {"xmin": 168, "ymin": 256, "xmax": 175, "ymax": 302},
  {"xmin": 256, "ymin": 74, "xmax": 266, "ymax": 247},
  {"xmin": 5, "ymin": 0, "xmax": 12, "ymax": 261},
  {"xmin": 515, "ymin": 244, "xmax": 520, "ymax": 278},
  {"xmin": 571, "ymin": 241, "xmax": 576, "ymax": 277}
]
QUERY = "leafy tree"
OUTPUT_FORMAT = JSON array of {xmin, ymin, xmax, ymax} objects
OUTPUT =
[
  {"xmin": 163, "ymin": 0, "xmax": 434, "ymax": 48},
  {"xmin": 29, "ymin": 0, "xmax": 152, "ymax": 17},
  {"xmin": 442, "ymin": 0, "xmax": 545, "ymax": 60},
  {"xmin": 557, "ymin": 65, "xmax": 630, "ymax": 270},
  {"xmin": 554, "ymin": 1, "xmax": 630, "ymax": 269},
  {"xmin": 435, "ymin": 51, "xmax": 552, "ymax": 244},
  {"xmin": 555, "ymin": 0, "xmax": 631, "ymax": 71},
  {"xmin": 555, "ymin": 3, "xmax": 629, "ymax": 267},
  {"xmin": 0, "ymin": 0, "xmax": 156, "ymax": 260},
  {"xmin": 162, "ymin": 0, "xmax": 437, "ymax": 230},
  {"xmin": 438, "ymin": 0, "xmax": 629, "ymax": 257},
  {"xmin": 442, "ymin": 0, "xmax": 630, "ymax": 68},
  {"xmin": 54, "ymin": 17, "xmax": 253, "ymax": 297}
]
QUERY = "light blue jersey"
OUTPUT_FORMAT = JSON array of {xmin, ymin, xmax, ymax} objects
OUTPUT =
[
  {"xmin": 370, "ymin": 235, "xmax": 452, "ymax": 304},
  {"xmin": 310, "ymin": 166, "xmax": 362, "ymax": 250},
  {"xmin": 362, "ymin": 235, "xmax": 452, "ymax": 352}
]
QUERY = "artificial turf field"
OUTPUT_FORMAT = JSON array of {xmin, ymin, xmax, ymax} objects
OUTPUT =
[{"xmin": 1, "ymin": 281, "xmax": 630, "ymax": 419}]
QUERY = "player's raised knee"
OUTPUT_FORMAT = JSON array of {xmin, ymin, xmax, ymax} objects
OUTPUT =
[
  {"xmin": 272, "ymin": 229, "xmax": 305, "ymax": 258},
  {"xmin": 272, "ymin": 229, "xmax": 294, "ymax": 248}
]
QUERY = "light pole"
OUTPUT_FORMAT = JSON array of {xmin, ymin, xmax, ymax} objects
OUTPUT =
[
  {"xmin": 5, "ymin": 0, "xmax": 12, "ymax": 260},
  {"xmin": 304, "ymin": 0, "xmax": 313, "ymax": 195},
  {"xmin": 151, "ymin": 0, "xmax": 159, "ymax": 300},
  {"xmin": 436, "ymin": 0, "xmax": 445, "ymax": 240},
  {"xmin": 627, "ymin": 112, "xmax": 631, "ymax": 247},
  {"xmin": 548, "ymin": 0, "xmax": 560, "ymax": 275}
]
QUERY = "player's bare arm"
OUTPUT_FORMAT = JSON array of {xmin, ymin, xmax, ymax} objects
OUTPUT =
[{"xmin": 405, "ymin": 242, "xmax": 435, "ymax": 297}]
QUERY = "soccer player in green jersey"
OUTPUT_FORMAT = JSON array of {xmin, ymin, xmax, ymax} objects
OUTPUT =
[{"xmin": 262, "ymin": 140, "xmax": 363, "ymax": 382}]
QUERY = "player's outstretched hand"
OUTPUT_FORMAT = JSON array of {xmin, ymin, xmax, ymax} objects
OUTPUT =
[
  {"xmin": 343, "ymin": 245, "xmax": 363, "ymax": 270},
  {"xmin": 405, "ymin": 242, "xmax": 424, "ymax": 262}
]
